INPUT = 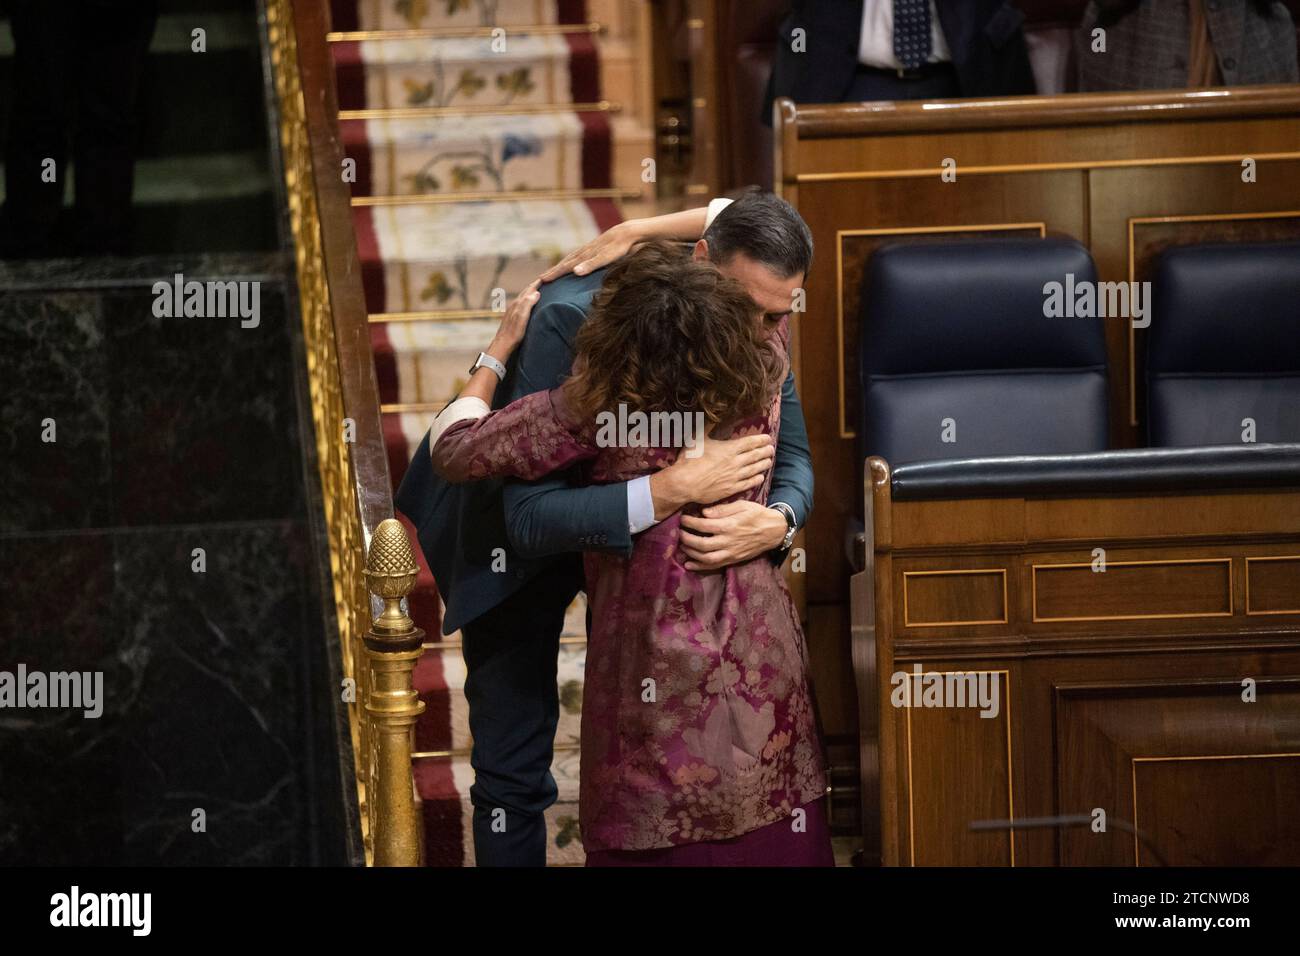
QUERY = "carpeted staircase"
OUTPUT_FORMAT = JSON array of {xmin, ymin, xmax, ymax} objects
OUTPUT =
[{"xmin": 325, "ymin": 0, "xmax": 653, "ymax": 865}]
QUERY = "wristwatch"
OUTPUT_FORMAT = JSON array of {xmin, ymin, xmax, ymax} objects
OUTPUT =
[
  {"xmin": 769, "ymin": 501, "xmax": 797, "ymax": 552},
  {"xmin": 468, "ymin": 351, "xmax": 507, "ymax": 381}
]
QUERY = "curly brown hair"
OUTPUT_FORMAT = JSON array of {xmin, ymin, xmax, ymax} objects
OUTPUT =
[{"xmin": 561, "ymin": 240, "xmax": 786, "ymax": 431}]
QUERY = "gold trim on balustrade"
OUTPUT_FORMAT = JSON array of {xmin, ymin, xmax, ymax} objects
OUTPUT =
[
  {"xmin": 1244, "ymin": 554, "xmax": 1300, "ymax": 616},
  {"xmin": 339, "ymin": 101, "xmax": 618, "ymax": 120},
  {"xmin": 904, "ymin": 669, "xmax": 1015, "ymax": 866},
  {"xmin": 1031, "ymin": 557, "xmax": 1234, "ymax": 623},
  {"xmin": 327, "ymin": 23, "xmax": 603, "ymax": 41},
  {"xmin": 266, "ymin": 0, "xmax": 375, "ymax": 862},
  {"xmin": 901, "ymin": 568, "xmax": 1010, "ymax": 628},
  {"xmin": 1130, "ymin": 752, "xmax": 1300, "ymax": 866},
  {"xmin": 352, "ymin": 187, "xmax": 640, "ymax": 206},
  {"xmin": 836, "ymin": 223, "xmax": 1046, "ymax": 439},
  {"xmin": 1126, "ymin": 210, "xmax": 1300, "ymax": 426}
]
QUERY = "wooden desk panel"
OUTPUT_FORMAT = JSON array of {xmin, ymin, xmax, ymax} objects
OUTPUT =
[
  {"xmin": 778, "ymin": 90, "xmax": 1300, "ymax": 707},
  {"xmin": 859, "ymin": 460, "xmax": 1300, "ymax": 865}
]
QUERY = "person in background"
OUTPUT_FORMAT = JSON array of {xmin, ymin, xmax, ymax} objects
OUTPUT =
[
  {"xmin": 765, "ymin": 0, "xmax": 1037, "ymax": 113},
  {"xmin": 1075, "ymin": 0, "xmax": 1298, "ymax": 90},
  {"xmin": 0, "ymin": 0, "xmax": 158, "ymax": 257}
]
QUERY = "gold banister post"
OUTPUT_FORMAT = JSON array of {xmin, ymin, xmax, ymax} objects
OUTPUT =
[{"xmin": 363, "ymin": 518, "xmax": 427, "ymax": 867}]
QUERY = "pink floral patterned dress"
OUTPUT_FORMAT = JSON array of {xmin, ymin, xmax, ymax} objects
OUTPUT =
[{"xmin": 431, "ymin": 323, "xmax": 828, "ymax": 856}]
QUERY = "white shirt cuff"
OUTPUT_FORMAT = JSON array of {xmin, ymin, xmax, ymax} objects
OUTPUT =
[
  {"xmin": 627, "ymin": 475, "xmax": 659, "ymax": 534},
  {"xmin": 430, "ymin": 396, "xmax": 490, "ymax": 449},
  {"xmin": 704, "ymin": 197, "xmax": 733, "ymax": 232}
]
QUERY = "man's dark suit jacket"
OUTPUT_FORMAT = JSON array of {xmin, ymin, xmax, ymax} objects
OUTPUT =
[
  {"xmin": 765, "ymin": 0, "xmax": 1036, "ymax": 114},
  {"xmin": 395, "ymin": 268, "xmax": 815, "ymax": 636}
]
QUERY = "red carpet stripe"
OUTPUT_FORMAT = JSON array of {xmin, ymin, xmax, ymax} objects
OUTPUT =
[
  {"xmin": 329, "ymin": 41, "xmax": 367, "ymax": 112},
  {"xmin": 413, "ymin": 760, "xmax": 464, "ymax": 867},
  {"xmin": 578, "ymin": 109, "xmax": 612, "ymax": 189},
  {"xmin": 328, "ymin": 0, "xmax": 358, "ymax": 33},
  {"xmin": 586, "ymin": 196, "xmax": 622, "ymax": 233},
  {"xmin": 564, "ymin": 32, "xmax": 601, "ymax": 104},
  {"xmin": 350, "ymin": 205, "xmax": 387, "ymax": 314}
]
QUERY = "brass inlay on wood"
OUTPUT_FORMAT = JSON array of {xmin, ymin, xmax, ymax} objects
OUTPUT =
[
  {"xmin": 799, "ymin": 152, "xmax": 1300, "ymax": 184},
  {"xmin": 1031, "ymin": 557, "xmax": 1234, "ymax": 623},
  {"xmin": 1245, "ymin": 555, "xmax": 1300, "ymax": 616},
  {"xmin": 901, "ymin": 568, "xmax": 1010, "ymax": 628},
  {"xmin": 904, "ymin": 669, "xmax": 1015, "ymax": 866},
  {"xmin": 1130, "ymin": 752, "xmax": 1300, "ymax": 866},
  {"xmin": 1126, "ymin": 210, "xmax": 1300, "ymax": 426},
  {"xmin": 836, "ymin": 223, "xmax": 1047, "ymax": 439}
]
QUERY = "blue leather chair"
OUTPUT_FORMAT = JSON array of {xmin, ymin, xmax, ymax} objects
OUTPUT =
[
  {"xmin": 858, "ymin": 238, "xmax": 1109, "ymax": 465},
  {"xmin": 1147, "ymin": 241, "xmax": 1300, "ymax": 447}
]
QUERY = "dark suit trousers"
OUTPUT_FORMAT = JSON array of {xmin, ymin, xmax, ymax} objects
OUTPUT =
[
  {"xmin": 461, "ymin": 557, "xmax": 583, "ymax": 866},
  {"xmin": 844, "ymin": 63, "xmax": 960, "ymax": 102}
]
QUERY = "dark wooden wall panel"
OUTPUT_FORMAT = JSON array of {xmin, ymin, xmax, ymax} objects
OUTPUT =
[{"xmin": 1055, "ymin": 678, "xmax": 1300, "ymax": 866}]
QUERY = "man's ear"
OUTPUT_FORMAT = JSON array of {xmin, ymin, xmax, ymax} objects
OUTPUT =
[{"xmin": 692, "ymin": 239, "xmax": 709, "ymax": 262}]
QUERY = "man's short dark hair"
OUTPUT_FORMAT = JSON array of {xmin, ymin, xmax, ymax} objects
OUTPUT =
[{"xmin": 702, "ymin": 190, "xmax": 814, "ymax": 279}]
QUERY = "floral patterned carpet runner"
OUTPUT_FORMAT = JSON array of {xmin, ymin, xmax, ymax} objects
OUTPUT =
[{"xmin": 329, "ymin": 0, "xmax": 614, "ymax": 865}]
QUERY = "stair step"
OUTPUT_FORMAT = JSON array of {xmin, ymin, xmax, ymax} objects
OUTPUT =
[
  {"xmin": 329, "ymin": 0, "xmax": 589, "ymax": 33},
  {"xmin": 412, "ymin": 638, "xmax": 585, "ymax": 754},
  {"xmin": 415, "ymin": 749, "xmax": 585, "ymax": 866},
  {"xmin": 353, "ymin": 196, "xmax": 619, "ymax": 314},
  {"xmin": 341, "ymin": 108, "xmax": 611, "ymax": 195},
  {"xmin": 410, "ymin": 586, "xmax": 588, "ymax": 867},
  {"xmin": 331, "ymin": 31, "xmax": 600, "ymax": 111}
]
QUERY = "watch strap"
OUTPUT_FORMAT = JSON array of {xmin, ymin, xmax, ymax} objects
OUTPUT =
[{"xmin": 469, "ymin": 351, "xmax": 507, "ymax": 381}]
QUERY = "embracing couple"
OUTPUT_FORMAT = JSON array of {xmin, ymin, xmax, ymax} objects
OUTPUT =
[{"xmin": 396, "ymin": 192, "xmax": 831, "ymax": 867}]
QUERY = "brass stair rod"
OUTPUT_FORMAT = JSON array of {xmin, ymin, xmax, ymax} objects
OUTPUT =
[{"xmin": 363, "ymin": 518, "xmax": 428, "ymax": 867}]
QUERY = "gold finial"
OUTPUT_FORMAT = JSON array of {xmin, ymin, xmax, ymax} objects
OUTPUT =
[{"xmin": 365, "ymin": 518, "xmax": 419, "ymax": 636}]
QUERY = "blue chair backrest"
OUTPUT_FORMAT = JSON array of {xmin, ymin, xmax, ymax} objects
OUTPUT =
[
  {"xmin": 1148, "ymin": 241, "xmax": 1300, "ymax": 447},
  {"xmin": 859, "ymin": 238, "xmax": 1109, "ymax": 465}
]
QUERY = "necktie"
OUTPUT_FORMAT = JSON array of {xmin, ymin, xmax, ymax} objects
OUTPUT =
[{"xmin": 893, "ymin": 0, "xmax": 933, "ymax": 70}]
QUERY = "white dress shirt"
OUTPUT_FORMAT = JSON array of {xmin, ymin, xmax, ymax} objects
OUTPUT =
[{"xmin": 858, "ymin": 0, "xmax": 952, "ymax": 70}]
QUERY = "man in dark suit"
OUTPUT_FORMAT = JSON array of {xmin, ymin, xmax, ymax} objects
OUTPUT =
[
  {"xmin": 766, "ymin": 0, "xmax": 1036, "ymax": 110},
  {"xmin": 1076, "ymin": 0, "xmax": 1298, "ymax": 91},
  {"xmin": 395, "ymin": 193, "xmax": 816, "ymax": 866}
]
